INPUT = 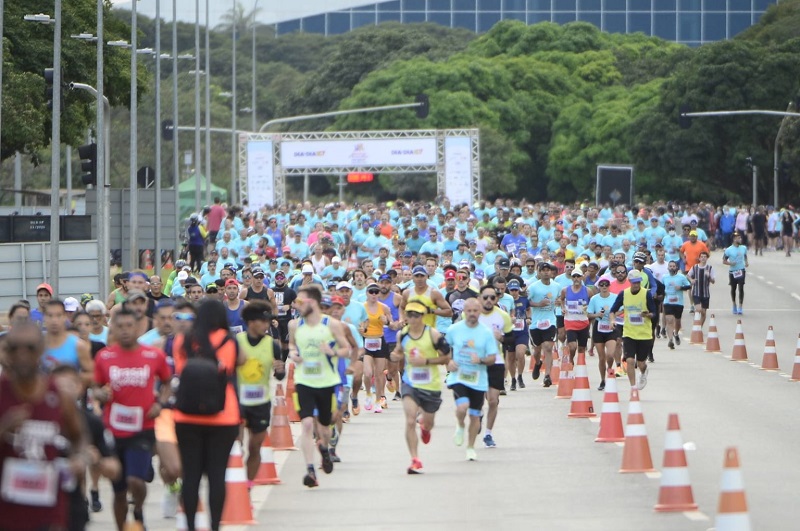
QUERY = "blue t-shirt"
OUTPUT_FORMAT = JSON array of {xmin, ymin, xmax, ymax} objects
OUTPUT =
[
  {"xmin": 587, "ymin": 293, "xmax": 615, "ymax": 332},
  {"xmin": 663, "ymin": 273, "xmax": 691, "ymax": 306},
  {"xmin": 445, "ymin": 321, "xmax": 498, "ymax": 392},
  {"xmin": 528, "ymin": 280, "xmax": 561, "ymax": 329},
  {"xmin": 723, "ymin": 245, "xmax": 747, "ymax": 272}
]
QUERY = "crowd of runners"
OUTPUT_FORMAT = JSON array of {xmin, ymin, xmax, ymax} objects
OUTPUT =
[{"xmin": 0, "ymin": 197, "xmax": 798, "ymax": 531}]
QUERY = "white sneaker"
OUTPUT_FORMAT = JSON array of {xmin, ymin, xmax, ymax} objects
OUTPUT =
[
  {"xmin": 373, "ymin": 404, "xmax": 383, "ymax": 414},
  {"xmin": 365, "ymin": 394, "xmax": 374, "ymax": 411},
  {"xmin": 638, "ymin": 366, "xmax": 649, "ymax": 390},
  {"xmin": 161, "ymin": 489, "xmax": 178, "ymax": 519}
]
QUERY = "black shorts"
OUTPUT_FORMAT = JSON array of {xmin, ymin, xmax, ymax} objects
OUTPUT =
[
  {"xmin": 112, "ymin": 429, "xmax": 156, "ymax": 493},
  {"xmin": 530, "ymin": 325, "xmax": 557, "ymax": 346},
  {"xmin": 364, "ymin": 337, "xmax": 390, "ymax": 359},
  {"xmin": 556, "ymin": 315, "xmax": 565, "ymax": 329},
  {"xmin": 512, "ymin": 331, "xmax": 529, "ymax": 347},
  {"xmin": 729, "ymin": 271, "xmax": 746, "ymax": 286},
  {"xmin": 208, "ymin": 230, "xmax": 219, "ymax": 242},
  {"xmin": 692, "ymin": 296, "xmax": 710, "ymax": 309},
  {"xmin": 487, "ymin": 364, "xmax": 505, "ymax": 391},
  {"xmin": 768, "ymin": 231, "xmax": 780, "ymax": 239},
  {"xmin": 622, "ymin": 337, "xmax": 654, "ymax": 363},
  {"xmin": 663, "ymin": 304, "xmax": 684, "ymax": 319},
  {"xmin": 276, "ymin": 318, "xmax": 291, "ymax": 344},
  {"xmin": 294, "ymin": 384, "xmax": 336, "ymax": 426},
  {"xmin": 592, "ymin": 322, "xmax": 618, "ymax": 343},
  {"xmin": 401, "ymin": 382, "xmax": 442, "ymax": 413},
  {"xmin": 566, "ymin": 327, "xmax": 590, "ymax": 347},
  {"xmin": 240, "ymin": 401, "xmax": 271, "ymax": 434},
  {"xmin": 448, "ymin": 383, "xmax": 485, "ymax": 415}
]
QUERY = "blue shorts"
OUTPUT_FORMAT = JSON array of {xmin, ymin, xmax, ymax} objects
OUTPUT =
[
  {"xmin": 112, "ymin": 430, "xmax": 155, "ymax": 493},
  {"xmin": 512, "ymin": 331, "xmax": 529, "ymax": 347}
]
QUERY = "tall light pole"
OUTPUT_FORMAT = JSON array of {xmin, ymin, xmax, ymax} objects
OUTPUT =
[
  {"xmin": 93, "ymin": 0, "xmax": 107, "ymax": 297},
  {"xmin": 154, "ymin": 0, "xmax": 162, "ymax": 274},
  {"xmin": 251, "ymin": 0, "xmax": 258, "ymax": 133},
  {"xmin": 129, "ymin": 0, "xmax": 138, "ymax": 271},
  {"xmin": 194, "ymin": 0, "xmax": 202, "ymax": 212},
  {"xmin": 231, "ymin": 0, "xmax": 237, "ymax": 205},
  {"xmin": 172, "ymin": 0, "xmax": 181, "ymax": 254},
  {"xmin": 774, "ymin": 101, "xmax": 796, "ymax": 209},
  {"xmin": 204, "ymin": 0, "xmax": 212, "ymax": 206}
]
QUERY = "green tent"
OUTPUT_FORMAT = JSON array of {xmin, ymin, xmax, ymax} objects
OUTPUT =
[{"xmin": 177, "ymin": 174, "xmax": 228, "ymax": 220}]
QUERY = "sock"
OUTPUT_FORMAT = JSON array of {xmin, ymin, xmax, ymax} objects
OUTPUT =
[
  {"xmin": 307, "ymin": 464, "xmax": 315, "ymax": 474},
  {"xmin": 485, "ymin": 429, "xmax": 492, "ymax": 437}
]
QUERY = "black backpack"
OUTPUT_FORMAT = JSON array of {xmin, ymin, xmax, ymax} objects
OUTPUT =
[{"xmin": 174, "ymin": 335, "xmax": 232, "ymax": 416}]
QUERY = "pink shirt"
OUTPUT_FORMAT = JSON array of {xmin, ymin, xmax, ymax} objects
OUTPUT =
[{"xmin": 207, "ymin": 205, "xmax": 227, "ymax": 232}]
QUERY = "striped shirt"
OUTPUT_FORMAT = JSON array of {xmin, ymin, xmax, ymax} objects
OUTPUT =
[{"xmin": 688, "ymin": 264, "xmax": 715, "ymax": 299}]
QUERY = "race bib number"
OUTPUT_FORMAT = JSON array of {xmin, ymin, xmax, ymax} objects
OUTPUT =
[
  {"xmin": 732, "ymin": 269, "xmax": 744, "ymax": 279},
  {"xmin": 567, "ymin": 301, "xmax": 582, "ymax": 315},
  {"xmin": 364, "ymin": 338, "xmax": 381, "ymax": 351},
  {"xmin": 410, "ymin": 367, "xmax": 432, "ymax": 384},
  {"xmin": 513, "ymin": 319, "xmax": 525, "ymax": 331},
  {"xmin": 1, "ymin": 458, "xmax": 58, "ymax": 507},
  {"xmin": 109, "ymin": 403, "xmax": 144, "ymax": 433},
  {"xmin": 458, "ymin": 369, "xmax": 479, "ymax": 385},
  {"xmin": 628, "ymin": 310, "xmax": 644, "ymax": 325},
  {"xmin": 304, "ymin": 361, "xmax": 322, "ymax": 376},
  {"xmin": 536, "ymin": 319, "xmax": 551, "ymax": 330},
  {"xmin": 668, "ymin": 296, "xmax": 678, "ymax": 303},
  {"xmin": 229, "ymin": 325, "xmax": 244, "ymax": 334},
  {"xmin": 615, "ymin": 314, "xmax": 625, "ymax": 325},
  {"xmin": 239, "ymin": 384, "xmax": 267, "ymax": 405},
  {"xmin": 506, "ymin": 243, "xmax": 517, "ymax": 254},
  {"xmin": 597, "ymin": 321, "xmax": 613, "ymax": 333}
]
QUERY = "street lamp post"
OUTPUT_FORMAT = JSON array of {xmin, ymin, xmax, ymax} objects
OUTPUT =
[
  {"xmin": 155, "ymin": 0, "xmax": 162, "ymax": 275},
  {"xmin": 129, "ymin": 0, "xmax": 139, "ymax": 271},
  {"xmin": 194, "ymin": 0, "xmax": 202, "ymax": 213},
  {"xmin": 231, "ymin": 0, "xmax": 237, "ymax": 205},
  {"xmin": 251, "ymin": 0, "xmax": 259, "ymax": 133},
  {"xmin": 204, "ymin": 0, "xmax": 211, "ymax": 206}
]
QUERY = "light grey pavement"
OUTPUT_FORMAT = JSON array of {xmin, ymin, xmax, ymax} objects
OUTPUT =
[{"xmin": 90, "ymin": 250, "xmax": 800, "ymax": 530}]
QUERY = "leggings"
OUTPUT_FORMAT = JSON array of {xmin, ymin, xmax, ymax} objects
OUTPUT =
[
  {"xmin": 730, "ymin": 284, "xmax": 744, "ymax": 304},
  {"xmin": 188, "ymin": 244, "xmax": 204, "ymax": 273},
  {"xmin": 175, "ymin": 423, "xmax": 239, "ymax": 531}
]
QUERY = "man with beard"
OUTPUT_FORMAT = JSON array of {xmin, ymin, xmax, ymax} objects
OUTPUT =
[
  {"xmin": 271, "ymin": 270, "xmax": 297, "ymax": 353},
  {"xmin": 446, "ymin": 268, "xmax": 478, "ymax": 324}
]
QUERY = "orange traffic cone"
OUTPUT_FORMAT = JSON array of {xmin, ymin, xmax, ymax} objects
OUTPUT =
[
  {"xmin": 555, "ymin": 348, "xmax": 574, "ymax": 399},
  {"xmin": 221, "ymin": 441, "xmax": 257, "ymax": 525},
  {"xmin": 176, "ymin": 499, "xmax": 210, "ymax": 531},
  {"xmin": 550, "ymin": 347, "xmax": 561, "ymax": 386},
  {"xmin": 689, "ymin": 311, "xmax": 704, "ymax": 344},
  {"xmin": 731, "ymin": 320, "xmax": 748, "ymax": 361},
  {"xmin": 269, "ymin": 384, "xmax": 297, "ymax": 451},
  {"xmin": 705, "ymin": 314, "xmax": 722, "ymax": 352},
  {"xmin": 595, "ymin": 369, "xmax": 624, "ymax": 442},
  {"xmin": 253, "ymin": 432, "xmax": 281, "ymax": 485},
  {"xmin": 568, "ymin": 351, "xmax": 596, "ymax": 418},
  {"xmin": 715, "ymin": 447, "xmax": 751, "ymax": 531},
  {"xmin": 789, "ymin": 334, "xmax": 800, "ymax": 382},
  {"xmin": 286, "ymin": 364, "xmax": 301, "ymax": 423},
  {"xmin": 654, "ymin": 413, "xmax": 698, "ymax": 512},
  {"xmin": 620, "ymin": 388, "xmax": 656, "ymax": 473},
  {"xmin": 760, "ymin": 326, "xmax": 779, "ymax": 370}
]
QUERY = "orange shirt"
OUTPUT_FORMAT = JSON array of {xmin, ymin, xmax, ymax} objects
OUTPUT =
[
  {"xmin": 680, "ymin": 240, "xmax": 710, "ymax": 272},
  {"xmin": 173, "ymin": 329, "xmax": 241, "ymax": 426}
]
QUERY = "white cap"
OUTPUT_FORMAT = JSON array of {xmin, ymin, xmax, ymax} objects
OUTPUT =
[
  {"xmin": 335, "ymin": 281, "xmax": 352, "ymax": 291},
  {"xmin": 332, "ymin": 256, "xmax": 341, "ymax": 263},
  {"xmin": 302, "ymin": 264, "xmax": 314, "ymax": 274},
  {"xmin": 177, "ymin": 271, "xmax": 189, "ymax": 281},
  {"xmin": 64, "ymin": 297, "xmax": 79, "ymax": 312}
]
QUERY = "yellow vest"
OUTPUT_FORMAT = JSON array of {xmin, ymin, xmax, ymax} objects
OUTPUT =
[
  {"xmin": 236, "ymin": 333, "xmax": 274, "ymax": 406},
  {"xmin": 399, "ymin": 326, "xmax": 442, "ymax": 392},
  {"xmin": 622, "ymin": 288, "xmax": 652, "ymax": 340},
  {"xmin": 294, "ymin": 316, "xmax": 341, "ymax": 388}
]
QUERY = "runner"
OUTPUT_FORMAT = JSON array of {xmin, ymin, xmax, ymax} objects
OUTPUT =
[
  {"xmin": 287, "ymin": 285, "xmax": 351, "ymax": 488},
  {"xmin": 722, "ymin": 231, "xmax": 749, "ymax": 315},
  {"xmin": 362, "ymin": 282, "xmax": 393, "ymax": 412},
  {"xmin": 608, "ymin": 270, "xmax": 656, "ymax": 390},
  {"xmin": 445, "ymin": 298, "xmax": 498, "ymax": 461},
  {"xmin": 505, "ymin": 279, "xmax": 530, "ymax": 391},
  {"xmin": 93, "ymin": 306, "xmax": 172, "ymax": 531},
  {"xmin": 561, "ymin": 268, "xmax": 595, "ymax": 365},
  {"xmin": 391, "ymin": 299, "xmax": 451, "ymax": 473},
  {"xmin": 587, "ymin": 277, "xmax": 617, "ymax": 391},
  {"xmin": 400, "ymin": 265, "xmax": 453, "ymax": 331},
  {"xmin": 688, "ymin": 250, "xmax": 715, "ymax": 327},
  {"xmin": 337, "ymin": 280, "xmax": 367, "ymax": 414},
  {"xmin": 528, "ymin": 263, "xmax": 562, "ymax": 387},
  {"xmin": 271, "ymin": 270, "xmax": 297, "ymax": 353},
  {"xmin": 476, "ymin": 284, "xmax": 513, "ymax": 448},
  {"xmin": 662, "ymin": 260, "xmax": 692, "ymax": 349},
  {"xmin": 224, "ymin": 278, "xmax": 248, "ymax": 333},
  {"xmin": 236, "ymin": 302, "xmax": 285, "ymax": 488},
  {"xmin": 377, "ymin": 274, "xmax": 404, "ymax": 402},
  {"xmin": 42, "ymin": 300, "xmax": 93, "ymax": 384}
]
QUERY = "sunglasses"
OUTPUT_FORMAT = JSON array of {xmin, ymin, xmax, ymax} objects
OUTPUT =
[
  {"xmin": 174, "ymin": 313, "xmax": 195, "ymax": 321},
  {"xmin": 598, "ymin": 282, "xmax": 610, "ymax": 287},
  {"xmin": 482, "ymin": 295, "xmax": 496, "ymax": 301},
  {"xmin": 457, "ymin": 275, "xmax": 469, "ymax": 280},
  {"xmin": 616, "ymin": 270, "xmax": 627, "ymax": 275},
  {"xmin": 367, "ymin": 289, "xmax": 380, "ymax": 295}
]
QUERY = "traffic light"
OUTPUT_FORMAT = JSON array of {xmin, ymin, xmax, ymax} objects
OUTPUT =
[
  {"xmin": 161, "ymin": 119, "xmax": 174, "ymax": 141},
  {"xmin": 44, "ymin": 68, "xmax": 65, "ymax": 112},
  {"xmin": 78, "ymin": 143, "xmax": 97, "ymax": 187},
  {"xmin": 415, "ymin": 93, "xmax": 429, "ymax": 119},
  {"xmin": 678, "ymin": 104, "xmax": 692, "ymax": 129}
]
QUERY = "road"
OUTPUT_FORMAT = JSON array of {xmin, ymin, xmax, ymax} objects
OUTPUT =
[{"xmin": 91, "ymin": 250, "xmax": 800, "ymax": 530}]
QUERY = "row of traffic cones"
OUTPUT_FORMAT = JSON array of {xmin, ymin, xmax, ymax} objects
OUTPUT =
[{"xmin": 706, "ymin": 314, "xmax": 800, "ymax": 375}]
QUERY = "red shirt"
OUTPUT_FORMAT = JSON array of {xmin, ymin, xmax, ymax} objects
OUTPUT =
[
  {"xmin": 207, "ymin": 204, "xmax": 227, "ymax": 232},
  {"xmin": 94, "ymin": 344, "xmax": 170, "ymax": 438}
]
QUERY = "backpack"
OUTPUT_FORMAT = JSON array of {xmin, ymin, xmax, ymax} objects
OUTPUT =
[{"xmin": 174, "ymin": 335, "xmax": 232, "ymax": 416}]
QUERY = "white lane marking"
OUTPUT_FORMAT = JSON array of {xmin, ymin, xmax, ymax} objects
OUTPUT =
[
  {"xmin": 757, "ymin": 275, "xmax": 765, "ymax": 280},
  {"xmin": 589, "ymin": 417, "xmax": 600, "ymax": 423},
  {"xmin": 792, "ymin": 293, "xmax": 800, "ymax": 302},
  {"xmin": 684, "ymin": 511, "xmax": 710, "ymax": 521},
  {"xmin": 779, "ymin": 373, "xmax": 791, "ymax": 378},
  {"xmin": 645, "ymin": 471, "xmax": 661, "ymax": 479},
  {"xmin": 777, "ymin": 285, "xmax": 784, "ymax": 290},
  {"xmin": 767, "ymin": 281, "xmax": 774, "ymax": 285}
]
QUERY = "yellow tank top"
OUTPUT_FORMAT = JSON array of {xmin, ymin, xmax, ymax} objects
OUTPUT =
[
  {"xmin": 236, "ymin": 333, "xmax": 274, "ymax": 406},
  {"xmin": 409, "ymin": 288, "xmax": 436, "ymax": 327},
  {"xmin": 622, "ymin": 288, "xmax": 653, "ymax": 340},
  {"xmin": 399, "ymin": 326, "xmax": 442, "ymax": 392},
  {"xmin": 364, "ymin": 302, "xmax": 388, "ymax": 338},
  {"xmin": 294, "ymin": 316, "xmax": 341, "ymax": 388}
]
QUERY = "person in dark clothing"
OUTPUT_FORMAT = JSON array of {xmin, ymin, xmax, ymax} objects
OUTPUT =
[{"xmin": 187, "ymin": 214, "xmax": 207, "ymax": 273}]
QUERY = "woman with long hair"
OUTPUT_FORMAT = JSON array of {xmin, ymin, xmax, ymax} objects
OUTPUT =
[
  {"xmin": 173, "ymin": 299, "xmax": 244, "ymax": 531},
  {"xmin": 781, "ymin": 209, "xmax": 795, "ymax": 257}
]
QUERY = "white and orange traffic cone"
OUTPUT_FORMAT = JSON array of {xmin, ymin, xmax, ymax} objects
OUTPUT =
[
  {"xmin": 270, "ymin": 384, "xmax": 297, "ymax": 451},
  {"xmin": 705, "ymin": 314, "xmax": 722, "ymax": 352},
  {"xmin": 715, "ymin": 447, "xmax": 752, "ymax": 531},
  {"xmin": 760, "ymin": 326, "xmax": 779, "ymax": 371},
  {"xmin": 789, "ymin": 334, "xmax": 800, "ymax": 382},
  {"xmin": 619, "ymin": 388, "xmax": 656, "ymax": 473},
  {"xmin": 176, "ymin": 499, "xmax": 210, "ymax": 531},
  {"xmin": 731, "ymin": 320, "xmax": 748, "ymax": 362},
  {"xmin": 550, "ymin": 347, "xmax": 561, "ymax": 386},
  {"xmin": 286, "ymin": 364, "xmax": 301, "ymax": 423},
  {"xmin": 568, "ymin": 351, "xmax": 596, "ymax": 418},
  {"xmin": 654, "ymin": 413, "xmax": 698, "ymax": 512},
  {"xmin": 595, "ymin": 368, "xmax": 624, "ymax": 443},
  {"xmin": 689, "ymin": 311, "xmax": 704, "ymax": 344},
  {"xmin": 253, "ymin": 432, "xmax": 281, "ymax": 485},
  {"xmin": 555, "ymin": 355, "xmax": 574, "ymax": 400},
  {"xmin": 220, "ymin": 441, "xmax": 257, "ymax": 525}
]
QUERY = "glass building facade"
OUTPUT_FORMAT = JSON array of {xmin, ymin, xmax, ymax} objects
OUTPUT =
[{"xmin": 275, "ymin": 0, "xmax": 777, "ymax": 46}]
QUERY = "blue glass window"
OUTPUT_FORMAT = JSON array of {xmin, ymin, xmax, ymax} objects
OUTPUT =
[
  {"xmin": 429, "ymin": 0, "xmax": 452, "ymax": 9},
  {"xmin": 454, "ymin": 0, "xmax": 477, "ymax": 9},
  {"xmin": 629, "ymin": 0, "xmax": 653, "ymax": 11},
  {"xmin": 578, "ymin": 11, "xmax": 602, "ymax": 28},
  {"xmin": 479, "ymin": 11, "xmax": 503, "ymax": 31},
  {"xmin": 556, "ymin": 0, "xmax": 577, "ymax": 10},
  {"xmin": 578, "ymin": 0, "xmax": 599, "ymax": 11},
  {"xmin": 679, "ymin": 12, "xmax": 701, "ymax": 41},
  {"xmin": 680, "ymin": 0, "xmax": 701, "ymax": 10},
  {"xmin": 728, "ymin": 0, "xmax": 750, "ymax": 10},
  {"xmin": 728, "ymin": 12, "xmax": 751, "ymax": 36},
  {"xmin": 352, "ymin": 11, "xmax": 376, "ymax": 29},
  {"xmin": 554, "ymin": 11, "xmax": 578, "ymax": 23},
  {"xmin": 277, "ymin": 19, "xmax": 300, "ymax": 34},
  {"xmin": 479, "ymin": 0, "xmax": 502, "ymax": 9},
  {"xmin": 379, "ymin": 1, "xmax": 401, "ymax": 10},
  {"xmin": 428, "ymin": 11, "xmax": 453, "ymax": 26},
  {"xmin": 378, "ymin": 10, "xmax": 401, "ymax": 22},
  {"xmin": 703, "ymin": 0, "xmax": 726, "ymax": 11},
  {"xmin": 604, "ymin": 12, "xmax": 626, "ymax": 32},
  {"xmin": 503, "ymin": 0, "xmax": 528, "ymax": 10},
  {"xmin": 605, "ymin": 0, "xmax": 626, "ymax": 11},
  {"xmin": 654, "ymin": 0, "xmax": 677, "ymax": 10},
  {"xmin": 302, "ymin": 14, "xmax": 326, "ymax": 34},
  {"xmin": 402, "ymin": 11, "xmax": 427, "ymax": 22},
  {"xmin": 528, "ymin": 11, "xmax": 552, "ymax": 23},
  {"xmin": 528, "ymin": 0, "xmax": 551, "ymax": 9},
  {"xmin": 403, "ymin": 0, "xmax": 427, "ymax": 9},
  {"xmin": 504, "ymin": 12, "xmax": 527, "ymax": 22},
  {"xmin": 703, "ymin": 12, "xmax": 726, "ymax": 40},
  {"xmin": 653, "ymin": 12, "xmax": 677, "ymax": 38},
  {"xmin": 453, "ymin": 12, "xmax": 477, "ymax": 29},
  {"xmin": 629, "ymin": 12, "xmax": 652, "ymax": 34},
  {"xmin": 753, "ymin": 0, "xmax": 773, "ymax": 12}
]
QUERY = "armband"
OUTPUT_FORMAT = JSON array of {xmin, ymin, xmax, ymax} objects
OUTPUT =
[{"xmin": 435, "ymin": 336, "xmax": 451, "ymax": 355}]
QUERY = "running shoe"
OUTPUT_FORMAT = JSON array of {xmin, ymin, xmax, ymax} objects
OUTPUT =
[
  {"xmin": 303, "ymin": 471, "xmax": 319, "ymax": 488},
  {"xmin": 379, "ymin": 396, "xmax": 388, "ymax": 409},
  {"xmin": 90, "ymin": 490, "xmax": 102, "ymax": 513},
  {"xmin": 616, "ymin": 364, "xmax": 627, "ymax": 377},
  {"xmin": 343, "ymin": 410, "xmax": 351, "ymax": 423},
  {"xmin": 638, "ymin": 366, "xmax": 649, "ymax": 390},
  {"xmin": 737, "ymin": 307, "xmax": 743, "ymax": 315},
  {"xmin": 483, "ymin": 434, "xmax": 496, "ymax": 448},
  {"xmin": 351, "ymin": 396, "xmax": 360, "ymax": 416},
  {"xmin": 330, "ymin": 426, "xmax": 339, "ymax": 448},
  {"xmin": 510, "ymin": 379, "xmax": 517, "ymax": 391},
  {"xmin": 393, "ymin": 392, "xmax": 402, "ymax": 401},
  {"xmin": 647, "ymin": 355, "xmax": 654, "ymax": 363},
  {"xmin": 668, "ymin": 340, "xmax": 675, "ymax": 350},
  {"xmin": 499, "ymin": 388, "xmax": 507, "ymax": 396},
  {"xmin": 466, "ymin": 448, "xmax": 478, "ymax": 461},
  {"xmin": 408, "ymin": 458, "xmax": 425, "ymax": 474},
  {"xmin": 385, "ymin": 370, "xmax": 396, "ymax": 393},
  {"xmin": 364, "ymin": 393, "xmax": 374, "ymax": 411},
  {"xmin": 674, "ymin": 333, "xmax": 681, "ymax": 345},
  {"xmin": 319, "ymin": 445, "xmax": 334, "ymax": 474},
  {"xmin": 329, "ymin": 448, "xmax": 341, "ymax": 463},
  {"xmin": 517, "ymin": 375, "xmax": 526, "ymax": 389},
  {"xmin": 453, "ymin": 426, "xmax": 465, "ymax": 446},
  {"xmin": 543, "ymin": 374, "xmax": 552, "ymax": 388},
  {"xmin": 597, "ymin": 381, "xmax": 605, "ymax": 391},
  {"xmin": 374, "ymin": 404, "xmax": 383, "ymax": 413},
  {"xmin": 732, "ymin": 304, "xmax": 737, "ymax": 315},
  {"xmin": 161, "ymin": 484, "xmax": 179, "ymax": 518},
  {"xmin": 532, "ymin": 359, "xmax": 543, "ymax": 380},
  {"xmin": 419, "ymin": 420, "xmax": 431, "ymax": 444}
]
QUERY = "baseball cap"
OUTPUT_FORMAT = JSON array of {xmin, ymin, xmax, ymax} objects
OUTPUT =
[
  {"xmin": 498, "ymin": 258, "xmax": 510, "ymax": 269},
  {"xmin": 405, "ymin": 300, "xmax": 428, "ymax": 314},
  {"xmin": 571, "ymin": 269, "xmax": 584, "ymax": 277},
  {"xmin": 80, "ymin": 293, "xmax": 94, "ymax": 305},
  {"xmin": 475, "ymin": 251, "xmax": 484, "ymax": 257},
  {"xmin": 633, "ymin": 252, "xmax": 648, "ymax": 263},
  {"xmin": 474, "ymin": 269, "xmax": 485, "ymax": 280},
  {"xmin": 127, "ymin": 289, "xmax": 148, "ymax": 302},
  {"xmin": 628, "ymin": 270, "xmax": 643, "ymax": 283},
  {"xmin": 444, "ymin": 269, "xmax": 456, "ymax": 280},
  {"xmin": 225, "ymin": 278, "xmax": 239, "ymax": 287},
  {"xmin": 335, "ymin": 281, "xmax": 352, "ymax": 291},
  {"xmin": 332, "ymin": 256, "xmax": 341, "ymax": 263},
  {"xmin": 378, "ymin": 274, "xmax": 391, "ymax": 282},
  {"xmin": 63, "ymin": 297, "xmax": 79, "ymax": 312},
  {"xmin": 412, "ymin": 265, "xmax": 428, "ymax": 276},
  {"xmin": 689, "ymin": 230, "xmax": 698, "ymax": 236},
  {"xmin": 330, "ymin": 295, "xmax": 345, "ymax": 306},
  {"xmin": 597, "ymin": 277, "xmax": 611, "ymax": 286},
  {"xmin": 366, "ymin": 282, "xmax": 379, "ymax": 291},
  {"xmin": 206, "ymin": 283, "xmax": 219, "ymax": 293},
  {"xmin": 177, "ymin": 271, "xmax": 189, "ymax": 281},
  {"xmin": 275, "ymin": 270, "xmax": 286, "ymax": 279},
  {"xmin": 184, "ymin": 277, "xmax": 199, "ymax": 287},
  {"xmin": 36, "ymin": 282, "xmax": 54, "ymax": 295},
  {"xmin": 507, "ymin": 280, "xmax": 521, "ymax": 290},
  {"xmin": 401, "ymin": 251, "xmax": 412, "ymax": 258},
  {"xmin": 302, "ymin": 264, "xmax": 314, "ymax": 274},
  {"xmin": 251, "ymin": 267, "xmax": 266, "ymax": 277}
]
